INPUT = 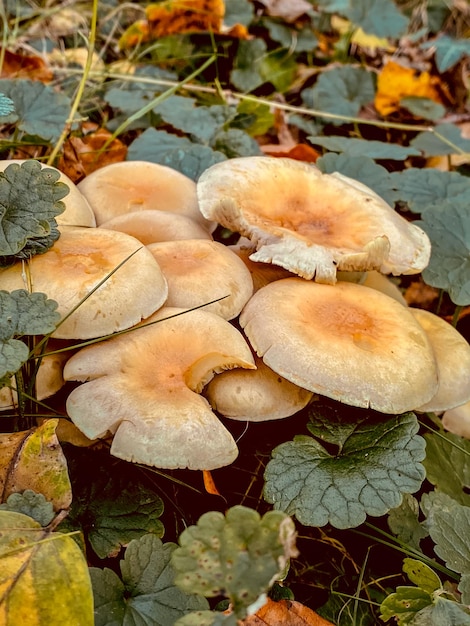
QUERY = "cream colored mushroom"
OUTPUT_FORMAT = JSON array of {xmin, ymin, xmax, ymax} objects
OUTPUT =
[
  {"xmin": 0, "ymin": 159, "xmax": 96, "ymax": 228},
  {"xmin": 77, "ymin": 160, "xmax": 214, "ymax": 231},
  {"xmin": 228, "ymin": 241, "xmax": 295, "ymax": 292},
  {"xmin": 411, "ymin": 308, "xmax": 470, "ymax": 413},
  {"xmin": 100, "ymin": 210, "xmax": 213, "ymax": 245},
  {"xmin": 204, "ymin": 353, "xmax": 314, "ymax": 421},
  {"xmin": 0, "ymin": 227, "xmax": 168, "ymax": 339},
  {"xmin": 63, "ymin": 307, "xmax": 256, "ymax": 470},
  {"xmin": 147, "ymin": 239, "xmax": 253, "ymax": 320},
  {"xmin": 442, "ymin": 401, "xmax": 470, "ymax": 439},
  {"xmin": 197, "ymin": 157, "xmax": 430, "ymax": 284},
  {"xmin": 239, "ymin": 278, "xmax": 438, "ymax": 414}
]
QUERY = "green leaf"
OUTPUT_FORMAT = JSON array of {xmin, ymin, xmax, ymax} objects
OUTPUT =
[
  {"xmin": 0, "ymin": 92, "xmax": 15, "ymax": 117},
  {"xmin": 0, "ymin": 160, "xmax": 68, "ymax": 260},
  {"xmin": 224, "ymin": 0, "xmax": 254, "ymax": 27},
  {"xmin": 91, "ymin": 534, "xmax": 209, "ymax": 626},
  {"xmin": 0, "ymin": 290, "xmax": 60, "ymax": 339},
  {"xmin": 316, "ymin": 152, "xmax": 399, "ymax": 205},
  {"xmin": 342, "ymin": 0, "xmax": 409, "ymax": 38},
  {"xmin": 211, "ymin": 128, "xmax": 262, "ymax": 158},
  {"xmin": 232, "ymin": 100, "xmax": 275, "ymax": 136},
  {"xmin": 308, "ymin": 135, "xmax": 420, "ymax": 160},
  {"xmin": 264, "ymin": 20, "xmax": 318, "ymax": 52},
  {"xmin": 0, "ymin": 510, "xmax": 93, "ymax": 626},
  {"xmin": 175, "ymin": 611, "xmax": 234, "ymax": 626},
  {"xmin": 418, "ymin": 205, "xmax": 470, "ymax": 306},
  {"xmin": 380, "ymin": 586, "xmax": 432, "ymax": 624},
  {"xmin": 411, "ymin": 123, "xmax": 470, "ymax": 156},
  {"xmin": 421, "ymin": 35, "xmax": 470, "ymax": 72},
  {"xmin": 388, "ymin": 494, "xmax": 429, "ymax": 550},
  {"xmin": 0, "ymin": 490, "xmax": 54, "ymax": 526},
  {"xmin": 423, "ymin": 433, "xmax": 470, "ymax": 506},
  {"xmin": 171, "ymin": 505, "xmax": 297, "ymax": 618},
  {"xmin": 390, "ymin": 168, "xmax": 470, "ymax": 214},
  {"xmin": 264, "ymin": 411, "xmax": 426, "ymax": 529},
  {"xmin": 259, "ymin": 49, "xmax": 297, "ymax": 92},
  {"xmin": 0, "ymin": 79, "xmax": 72, "ymax": 142},
  {"xmin": 403, "ymin": 558, "xmax": 441, "ymax": 594},
  {"xmin": 127, "ymin": 128, "xmax": 226, "ymax": 180},
  {"xmin": 0, "ymin": 338, "xmax": 29, "ymax": 379},
  {"xmin": 400, "ymin": 97, "xmax": 446, "ymax": 121},
  {"xmin": 302, "ymin": 66, "xmax": 375, "ymax": 125},
  {"xmin": 60, "ymin": 448, "xmax": 165, "ymax": 559},
  {"xmin": 231, "ymin": 39, "xmax": 268, "ymax": 92}
]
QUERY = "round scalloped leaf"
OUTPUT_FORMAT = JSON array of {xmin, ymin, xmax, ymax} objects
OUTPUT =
[
  {"xmin": 0, "ymin": 510, "xmax": 93, "ymax": 625},
  {"xmin": 264, "ymin": 411, "xmax": 426, "ymax": 529},
  {"xmin": 418, "ymin": 203, "xmax": 470, "ymax": 305},
  {"xmin": 0, "ymin": 93, "xmax": 15, "ymax": 117},
  {"xmin": 0, "ymin": 290, "xmax": 60, "ymax": 339},
  {"xmin": 308, "ymin": 136, "xmax": 420, "ymax": 160},
  {"xmin": 0, "ymin": 338, "xmax": 28, "ymax": 378},
  {"xmin": 0, "ymin": 160, "xmax": 69, "ymax": 258},
  {"xmin": 0, "ymin": 490, "xmax": 54, "ymax": 527},
  {"xmin": 171, "ymin": 505, "xmax": 297, "ymax": 618}
]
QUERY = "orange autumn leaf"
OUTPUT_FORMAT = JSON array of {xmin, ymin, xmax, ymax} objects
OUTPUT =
[
  {"xmin": 262, "ymin": 143, "xmax": 320, "ymax": 162},
  {"xmin": 202, "ymin": 469, "xmax": 222, "ymax": 495},
  {"xmin": 146, "ymin": 0, "xmax": 224, "ymax": 36},
  {"xmin": 118, "ymin": 20, "xmax": 151, "ymax": 49},
  {"xmin": 0, "ymin": 48, "xmax": 53, "ymax": 82},
  {"xmin": 375, "ymin": 60, "xmax": 444, "ymax": 116},
  {"xmin": 241, "ymin": 598, "xmax": 336, "ymax": 625}
]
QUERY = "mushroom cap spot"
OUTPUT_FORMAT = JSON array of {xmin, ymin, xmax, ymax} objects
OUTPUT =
[
  {"xmin": 239, "ymin": 278, "xmax": 438, "ymax": 414},
  {"xmin": 63, "ymin": 307, "xmax": 256, "ymax": 470},
  {"xmin": 147, "ymin": 239, "xmax": 254, "ymax": 320},
  {"xmin": 205, "ymin": 354, "xmax": 314, "ymax": 421},
  {"xmin": 0, "ymin": 159, "xmax": 96, "ymax": 228},
  {"xmin": 197, "ymin": 157, "xmax": 431, "ymax": 283},
  {"xmin": 0, "ymin": 227, "xmax": 168, "ymax": 339},
  {"xmin": 411, "ymin": 308, "xmax": 470, "ymax": 412},
  {"xmin": 77, "ymin": 160, "xmax": 214, "ymax": 231},
  {"xmin": 100, "ymin": 210, "xmax": 213, "ymax": 244}
]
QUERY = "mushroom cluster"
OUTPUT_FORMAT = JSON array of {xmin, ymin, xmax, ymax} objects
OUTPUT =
[{"xmin": 2, "ymin": 157, "xmax": 469, "ymax": 470}]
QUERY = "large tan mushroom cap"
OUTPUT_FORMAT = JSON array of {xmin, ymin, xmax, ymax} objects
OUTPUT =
[
  {"xmin": 411, "ymin": 308, "xmax": 470, "ymax": 413},
  {"xmin": 239, "ymin": 278, "xmax": 438, "ymax": 414},
  {"xmin": 77, "ymin": 160, "xmax": 214, "ymax": 231},
  {"xmin": 63, "ymin": 307, "xmax": 256, "ymax": 470},
  {"xmin": 229, "ymin": 241, "xmax": 295, "ymax": 292},
  {"xmin": 205, "ymin": 354, "xmax": 314, "ymax": 421},
  {"xmin": 0, "ymin": 227, "xmax": 168, "ymax": 339},
  {"xmin": 147, "ymin": 239, "xmax": 254, "ymax": 320},
  {"xmin": 442, "ymin": 400, "xmax": 470, "ymax": 439},
  {"xmin": 100, "ymin": 210, "xmax": 213, "ymax": 245},
  {"xmin": 197, "ymin": 157, "xmax": 430, "ymax": 284},
  {"xmin": 0, "ymin": 160, "xmax": 96, "ymax": 228}
]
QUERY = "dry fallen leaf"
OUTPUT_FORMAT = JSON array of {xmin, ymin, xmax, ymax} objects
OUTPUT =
[
  {"xmin": 258, "ymin": 0, "xmax": 313, "ymax": 22},
  {"xmin": 241, "ymin": 598, "xmax": 336, "ymax": 625},
  {"xmin": 262, "ymin": 143, "xmax": 320, "ymax": 162},
  {"xmin": 375, "ymin": 60, "xmax": 444, "ymax": 116},
  {"xmin": 0, "ymin": 48, "xmax": 53, "ymax": 82}
]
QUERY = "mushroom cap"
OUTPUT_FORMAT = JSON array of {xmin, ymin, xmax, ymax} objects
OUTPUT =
[
  {"xmin": 442, "ymin": 400, "xmax": 470, "ymax": 439},
  {"xmin": 0, "ymin": 227, "xmax": 168, "ymax": 339},
  {"xmin": 63, "ymin": 306, "xmax": 256, "ymax": 470},
  {"xmin": 228, "ymin": 241, "xmax": 295, "ymax": 292},
  {"xmin": 100, "ymin": 210, "xmax": 213, "ymax": 245},
  {"xmin": 77, "ymin": 160, "xmax": 214, "ymax": 231},
  {"xmin": 204, "ymin": 353, "xmax": 314, "ymax": 421},
  {"xmin": 0, "ymin": 159, "xmax": 96, "ymax": 228},
  {"xmin": 239, "ymin": 278, "xmax": 438, "ymax": 413},
  {"xmin": 197, "ymin": 157, "xmax": 431, "ymax": 284},
  {"xmin": 147, "ymin": 239, "xmax": 254, "ymax": 320},
  {"xmin": 411, "ymin": 308, "xmax": 470, "ymax": 413}
]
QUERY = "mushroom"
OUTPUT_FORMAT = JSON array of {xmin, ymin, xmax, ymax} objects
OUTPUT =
[
  {"xmin": 411, "ymin": 308, "xmax": 470, "ymax": 413},
  {"xmin": 204, "ymin": 353, "xmax": 314, "ymax": 421},
  {"xmin": 147, "ymin": 239, "xmax": 254, "ymax": 320},
  {"xmin": 100, "ymin": 210, "xmax": 213, "ymax": 245},
  {"xmin": 239, "ymin": 278, "xmax": 439, "ymax": 414},
  {"xmin": 77, "ymin": 160, "xmax": 215, "ymax": 231},
  {"xmin": 0, "ymin": 227, "xmax": 168, "ymax": 339},
  {"xmin": 442, "ymin": 401, "xmax": 470, "ymax": 439},
  {"xmin": 228, "ymin": 240, "xmax": 295, "ymax": 292},
  {"xmin": 63, "ymin": 307, "xmax": 256, "ymax": 470},
  {"xmin": 197, "ymin": 157, "xmax": 430, "ymax": 284},
  {"xmin": 0, "ymin": 159, "xmax": 96, "ymax": 228}
]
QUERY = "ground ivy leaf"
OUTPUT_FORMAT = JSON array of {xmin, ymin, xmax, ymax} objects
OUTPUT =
[
  {"xmin": 0, "ymin": 290, "xmax": 60, "ymax": 339},
  {"xmin": 0, "ymin": 79, "xmax": 72, "ymax": 142},
  {"xmin": 388, "ymin": 494, "xmax": 429, "ymax": 550},
  {"xmin": 231, "ymin": 39, "xmax": 268, "ymax": 92},
  {"xmin": 127, "ymin": 129, "xmax": 226, "ymax": 180},
  {"xmin": 410, "ymin": 123, "xmax": 470, "ymax": 156},
  {"xmin": 91, "ymin": 534, "xmax": 209, "ymax": 626},
  {"xmin": 308, "ymin": 136, "xmax": 420, "ymax": 160},
  {"xmin": 224, "ymin": 0, "xmax": 254, "ymax": 26},
  {"xmin": 390, "ymin": 168, "xmax": 470, "ymax": 214},
  {"xmin": 301, "ymin": 66, "xmax": 375, "ymax": 125},
  {"xmin": 417, "ymin": 205, "xmax": 470, "ymax": 305},
  {"xmin": 232, "ymin": 100, "xmax": 275, "ymax": 137},
  {"xmin": 260, "ymin": 49, "xmax": 297, "ymax": 92},
  {"xmin": 0, "ymin": 338, "xmax": 28, "ymax": 378},
  {"xmin": 344, "ymin": 0, "xmax": 408, "ymax": 38},
  {"xmin": 421, "ymin": 35, "xmax": 470, "ymax": 72},
  {"xmin": 265, "ymin": 21, "xmax": 318, "ymax": 53},
  {"xmin": 428, "ymin": 503, "xmax": 470, "ymax": 588},
  {"xmin": 175, "ymin": 611, "xmax": 233, "ymax": 626},
  {"xmin": 0, "ymin": 490, "xmax": 54, "ymax": 526},
  {"xmin": 264, "ymin": 413, "xmax": 426, "ymax": 529},
  {"xmin": 423, "ymin": 432, "xmax": 470, "ymax": 506},
  {"xmin": 316, "ymin": 153, "xmax": 398, "ymax": 205},
  {"xmin": 400, "ymin": 96, "xmax": 446, "ymax": 121},
  {"xmin": 0, "ymin": 92, "xmax": 15, "ymax": 116},
  {"xmin": 211, "ymin": 128, "xmax": 262, "ymax": 158}
]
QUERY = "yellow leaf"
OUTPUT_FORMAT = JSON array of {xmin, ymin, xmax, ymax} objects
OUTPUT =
[
  {"xmin": 0, "ymin": 420, "xmax": 72, "ymax": 511},
  {"xmin": 0, "ymin": 511, "xmax": 93, "ymax": 626},
  {"xmin": 375, "ymin": 60, "xmax": 444, "ymax": 116}
]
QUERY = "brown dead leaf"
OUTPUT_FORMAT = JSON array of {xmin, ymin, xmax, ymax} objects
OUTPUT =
[
  {"xmin": 375, "ymin": 60, "xmax": 444, "ymax": 116},
  {"xmin": 241, "ymin": 598, "xmax": 335, "ymax": 625},
  {"xmin": 0, "ymin": 419, "xmax": 72, "ymax": 511},
  {"xmin": 262, "ymin": 143, "xmax": 320, "ymax": 162},
  {"xmin": 0, "ymin": 48, "xmax": 53, "ymax": 82},
  {"xmin": 146, "ymin": 0, "xmax": 224, "ymax": 37},
  {"xmin": 258, "ymin": 0, "xmax": 313, "ymax": 22},
  {"xmin": 404, "ymin": 279, "xmax": 440, "ymax": 309},
  {"xmin": 202, "ymin": 469, "xmax": 222, "ymax": 495},
  {"xmin": 58, "ymin": 128, "xmax": 128, "ymax": 182}
]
